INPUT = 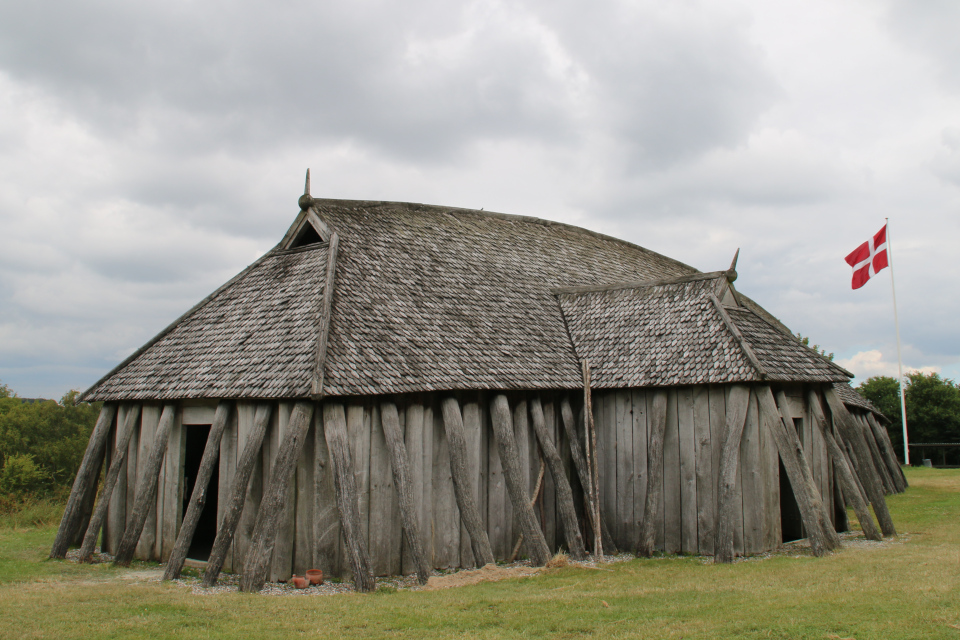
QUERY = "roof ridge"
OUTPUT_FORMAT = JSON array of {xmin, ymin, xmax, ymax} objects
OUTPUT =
[
  {"xmin": 311, "ymin": 197, "xmax": 700, "ymax": 277},
  {"xmin": 551, "ymin": 270, "xmax": 730, "ymax": 296}
]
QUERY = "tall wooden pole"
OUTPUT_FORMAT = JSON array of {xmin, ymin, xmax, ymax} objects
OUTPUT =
[{"xmin": 581, "ymin": 361, "xmax": 603, "ymax": 559}]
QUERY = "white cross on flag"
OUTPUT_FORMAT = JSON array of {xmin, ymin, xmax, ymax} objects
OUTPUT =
[{"xmin": 845, "ymin": 224, "xmax": 888, "ymax": 289}]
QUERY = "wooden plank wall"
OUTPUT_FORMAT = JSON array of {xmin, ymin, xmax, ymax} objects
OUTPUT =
[{"xmin": 102, "ymin": 383, "xmax": 837, "ymax": 574}]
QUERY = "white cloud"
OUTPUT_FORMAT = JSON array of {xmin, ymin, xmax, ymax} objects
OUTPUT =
[{"xmin": 837, "ymin": 350, "xmax": 942, "ymax": 383}]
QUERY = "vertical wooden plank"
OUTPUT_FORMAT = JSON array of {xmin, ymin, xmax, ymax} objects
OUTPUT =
[
  {"xmin": 761, "ymin": 389, "xmax": 781, "ymax": 550},
  {"xmin": 236, "ymin": 403, "xmax": 262, "ymax": 572},
  {"xmin": 105, "ymin": 405, "xmax": 128, "ymax": 555},
  {"xmin": 125, "ymin": 409, "xmax": 140, "ymax": 536},
  {"xmin": 347, "ymin": 403, "xmax": 371, "ymax": 563},
  {"xmin": 432, "ymin": 403, "xmax": 460, "ymax": 568},
  {"xmin": 462, "ymin": 398, "xmax": 484, "ymax": 568},
  {"xmin": 729, "ymin": 388, "xmax": 744, "ymax": 556},
  {"xmin": 511, "ymin": 399, "xmax": 529, "ymax": 560},
  {"xmin": 693, "ymin": 386, "xmax": 713, "ymax": 555},
  {"xmin": 271, "ymin": 403, "xmax": 296, "ymax": 583},
  {"xmin": 541, "ymin": 400, "xmax": 558, "ymax": 551},
  {"xmin": 678, "ymin": 387, "xmax": 698, "ymax": 554},
  {"xmin": 477, "ymin": 394, "xmax": 489, "ymax": 536},
  {"xmin": 293, "ymin": 408, "xmax": 315, "ymax": 576},
  {"xmin": 402, "ymin": 400, "xmax": 424, "ymax": 576},
  {"xmin": 631, "ymin": 390, "xmax": 648, "ymax": 554},
  {"xmin": 600, "ymin": 392, "xmax": 616, "ymax": 550},
  {"xmin": 135, "ymin": 405, "xmax": 159, "ymax": 560},
  {"xmin": 314, "ymin": 407, "xmax": 341, "ymax": 577},
  {"xmin": 486, "ymin": 401, "xmax": 507, "ymax": 560},
  {"xmin": 370, "ymin": 404, "xmax": 402, "ymax": 576},
  {"xmin": 160, "ymin": 408, "xmax": 183, "ymax": 561},
  {"xmin": 217, "ymin": 404, "xmax": 239, "ymax": 572},
  {"xmin": 740, "ymin": 390, "xmax": 763, "ymax": 554},
  {"xmin": 662, "ymin": 390, "xmax": 681, "ymax": 554},
  {"xmin": 421, "ymin": 402, "xmax": 436, "ymax": 566},
  {"xmin": 615, "ymin": 391, "xmax": 633, "ymax": 552}
]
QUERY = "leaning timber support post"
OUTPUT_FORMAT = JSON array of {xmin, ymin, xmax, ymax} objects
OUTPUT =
[
  {"xmin": 78, "ymin": 404, "xmax": 143, "ymax": 562},
  {"xmin": 241, "ymin": 402, "xmax": 316, "ymax": 592},
  {"xmin": 859, "ymin": 414, "xmax": 898, "ymax": 494},
  {"xmin": 164, "ymin": 401, "xmax": 234, "ymax": 580},
  {"xmin": 808, "ymin": 390, "xmax": 882, "ymax": 541},
  {"xmin": 713, "ymin": 385, "xmax": 751, "ymax": 563},
  {"xmin": 823, "ymin": 387, "xmax": 897, "ymax": 537},
  {"xmin": 756, "ymin": 387, "xmax": 830, "ymax": 556},
  {"xmin": 202, "ymin": 403, "xmax": 274, "ymax": 587},
  {"xmin": 530, "ymin": 397, "xmax": 587, "ymax": 559},
  {"xmin": 323, "ymin": 402, "xmax": 375, "ymax": 592},
  {"xmin": 559, "ymin": 397, "xmax": 617, "ymax": 554},
  {"xmin": 490, "ymin": 394, "xmax": 551, "ymax": 566},
  {"xmin": 773, "ymin": 389, "xmax": 843, "ymax": 551},
  {"xmin": 51, "ymin": 403, "xmax": 118, "ymax": 558},
  {"xmin": 866, "ymin": 412, "xmax": 907, "ymax": 492},
  {"xmin": 114, "ymin": 404, "xmax": 178, "ymax": 566},
  {"xmin": 637, "ymin": 390, "xmax": 668, "ymax": 558},
  {"xmin": 581, "ymin": 361, "xmax": 603, "ymax": 558},
  {"xmin": 382, "ymin": 401, "xmax": 433, "ymax": 584},
  {"xmin": 440, "ymin": 397, "xmax": 495, "ymax": 569}
]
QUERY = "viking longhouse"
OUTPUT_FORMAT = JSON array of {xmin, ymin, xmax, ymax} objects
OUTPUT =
[{"xmin": 52, "ymin": 176, "xmax": 905, "ymax": 592}]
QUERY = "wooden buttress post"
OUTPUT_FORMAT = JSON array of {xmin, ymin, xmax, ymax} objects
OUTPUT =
[
  {"xmin": 78, "ymin": 404, "xmax": 143, "ymax": 562},
  {"xmin": 163, "ymin": 401, "xmax": 234, "ymax": 580},
  {"xmin": 50, "ymin": 403, "xmax": 117, "ymax": 558},
  {"xmin": 114, "ymin": 404, "xmax": 178, "ymax": 566},
  {"xmin": 713, "ymin": 385, "xmax": 750, "ymax": 563},
  {"xmin": 440, "ymin": 397, "xmax": 495, "ymax": 568},
  {"xmin": 323, "ymin": 402, "xmax": 375, "ymax": 592},
  {"xmin": 529, "ymin": 397, "xmax": 586, "ymax": 559},
  {"xmin": 202, "ymin": 403, "xmax": 273, "ymax": 587},
  {"xmin": 489, "ymin": 394, "xmax": 551, "ymax": 566}
]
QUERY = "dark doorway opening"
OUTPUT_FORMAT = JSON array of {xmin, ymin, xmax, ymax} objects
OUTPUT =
[
  {"xmin": 183, "ymin": 424, "xmax": 218, "ymax": 561},
  {"xmin": 779, "ymin": 458, "xmax": 804, "ymax": 543}
]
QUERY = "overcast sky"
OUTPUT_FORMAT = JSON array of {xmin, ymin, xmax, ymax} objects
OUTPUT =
[{"xmin": 1, "ymin": 0, "xmax": 957, "ymax": 399}]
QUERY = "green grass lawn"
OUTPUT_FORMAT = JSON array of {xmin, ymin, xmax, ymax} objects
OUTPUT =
[{"xmin": 2, "ymin": 467, "xmax": 959, "ymax": 639}]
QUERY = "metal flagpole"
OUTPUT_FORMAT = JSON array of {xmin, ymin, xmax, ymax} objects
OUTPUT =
[{"xmin": 886, "ymin": 217, "xmax": 910, "ymax": 465}]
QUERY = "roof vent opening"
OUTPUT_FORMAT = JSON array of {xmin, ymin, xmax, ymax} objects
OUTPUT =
[{"xmin": 290, "ymin": 223, "xmax": 323, "ymax": 248}]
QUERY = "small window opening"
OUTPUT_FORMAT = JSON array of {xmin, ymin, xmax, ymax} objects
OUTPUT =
[{"xmin": 290, "ymin": 223, "xmax": 323, "ymax": 248}]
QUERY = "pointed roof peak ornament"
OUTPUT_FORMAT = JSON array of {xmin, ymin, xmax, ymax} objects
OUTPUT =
[
  {"xmin": 298, "ymin": 168, "xmax": 314, "ymax": 210},
  {"xmin": 725, "ymin": 248, "xmax": 739, "ymax": 282}
]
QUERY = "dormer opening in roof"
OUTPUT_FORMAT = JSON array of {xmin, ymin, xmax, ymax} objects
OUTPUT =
[{"xmin": 283, "ymin": 168, "xmax": 333, "ymax": 249}]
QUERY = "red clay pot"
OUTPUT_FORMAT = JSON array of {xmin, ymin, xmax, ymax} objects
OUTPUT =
[
  {"xmin": 291, "ymin": 575, "xmax": 310, "ymax": 589},
  {"xmin": 306, "ymin": 569, "xmax": 324, "ymax": 586}
]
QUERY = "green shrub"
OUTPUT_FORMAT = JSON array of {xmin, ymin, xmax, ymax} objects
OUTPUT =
[{"xmin": 0, "ymin": 454, "xmax": 48, "ymax": 496}]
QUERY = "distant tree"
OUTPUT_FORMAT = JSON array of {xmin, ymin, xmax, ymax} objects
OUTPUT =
[
  {"xmin": 858, "ymin": 372, "xmax": 960, "ymax": 464},
  {"xmin": 794, "ymin": 334, "xmax": 834, "ymax": 361}
]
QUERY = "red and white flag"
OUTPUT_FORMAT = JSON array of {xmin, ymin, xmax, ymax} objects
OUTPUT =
[{"xmin": 845, "ymin": 224, "xmax": 889, "ymax": 289}]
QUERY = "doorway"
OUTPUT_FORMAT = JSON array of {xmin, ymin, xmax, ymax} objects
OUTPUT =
[
  {"xmin": 779, "ymin": 458, "xmax": 804, "ymax": 542},
  {"xmin": 183, "ymin": 424, "xmax": 219, "ymax": 561}
]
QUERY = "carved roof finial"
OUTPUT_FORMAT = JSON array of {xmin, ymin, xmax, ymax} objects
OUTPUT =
[
  {"xmin": 299, "ymin": 168, "xmax": 314, "ymax": 210},
  {"xmin": 726, "ymin": 248, "xmax": 739, "ymax": 282}
]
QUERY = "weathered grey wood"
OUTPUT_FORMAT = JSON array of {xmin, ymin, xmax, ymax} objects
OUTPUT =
[
  {"xmin": 163, "ymin": 402, "xmax": 233, "ymax": 580},
  {"xmin": 134, "ymin": 406, "xmax": 159, "ymax": 560},
  {"xmin": 757, "ymin": 388, "xmax": 830, "ymax": 556},
  {"xmin": 432, "ymin": 406, "xmax": 460, "ymax": 567},
  {"xmin": 347, "ymin": 404, "xmax": 372, "ymax": 556},
  {"xmin": 866, "ymin": 412, "xmax": 906, "ymax": 492},
  {"xmin": 631, "ymin": 390, "xmax": 648, "ymax": 555},
  {"xmin": 105, "ymin": 406, "xmax": 130, "ymax": 554},
  {"xmin": 440, "ymin": 397, "xmax": 495, "ymax": 568},
  {"xmin": 490, "ymin": 395, "xmax": 551, "ymax": 566},
  {"xmin": 598, "ymin": 393, "xmax": 615, "ymax": 551},
  {"xmin": 235, "ymin": 405, "xmax": 264, "ymax": 571},
  {"xmin": 740, "ymin": 389, "xmax": 763, "ymax": 554},
  {"xmin": 638, "ymin": 390, "xmax": 668, "ymax": 557},
  {"xmin": 511, "ymin": 399, "xmax": 530, "ymax": 560},
  {"xmin": 160, "ymin": 411, "xmax": 185, "ymax": 561},
  {"xmin": 78, "ymin": 404, "xmax": 142, "ymax": 562},
  {"xmin": 559, "ymin": 397, "xmax": 617, "ymax": 554},
  {"xmin": 310, "ymin": 232, "xmax": 340, "ymax": 399},
  {"xmin": 582, "ymin": 362, "xmax": 603, "ymax": 557},
  {"xmin": 823, "ymin": 387, "xmax": 896, "ymax": 537},
  {"xmin": 382, "ymin": 401, "xmax": 432, "ymax": 583},
  {"xmin": 420, "ymin": 403, "xmax": 436, "ymax": 566},
  {"xmin": 713, "ymin": 385, "xmax": 750, "ymax": 563},
  {"xmin": 271, "ymin": 403, "xmax": 297, "ymax": 582},
  {"xmin": 542, "ymin": 401, "xmax": 558, "ymax": 550},
  {"xmin": 857, "ymin": 413, "xmax": 896, "ymax": 494},
  {"xmin": 807, "ymin": 390, "xmax": 881, "ymax": 541},
  {"xmin": 51, "ymin": 403, "xmax": 117, "ymax": 558},
  {"xmin": 677, "ymin": 388, "xmax": 698, "ymax": 554},
  {"xmin": 313, "ymin": 408, "xmax": 341, "ymax": 577},
  {"xmin": 368, "ymin": 404, "xmax": 400, "ymax": 576},
  {"xmin": 614, "ymin": 391, "xmax": 633, "ymax": 550},
  {"xmin": 530, "ymin": 397, "xmax": 586, "ymax": 558},
  {"xmin": 322, "ymin": 402, "xmax": 375, "ymax": 592},
  {"xmin": 709, "ymin": 294, "xmax": 767, "ymax": 378},
  {"xmin": 293, "ymin": 409, "xmax": 315, "ymax": 575},
  {"xmin": 487, "ymin": 406, "xmax": 508, "ymax": 559},
  {"xmin": 240, "ymin": 402, "xmax": 315, "ymax": 592},
  {"xmin": 760, "ymin": 387, "xmax": 780, "ymax": 550},
  {"xmin": 125, "ymin": 408, "xmax": 140, "ymax": 542},
  {"xmin": 202, "ymin": 403, "xmax": 273, "ymax": 587},
  {"xmin": 463, "ymin": 399, "xmax": 484, "ymax": 564},
  {"xmin": 115, "ymin": 404, "xmax": 178, "ymax": 566},
  {"xmin": 402, "ymin": 402, "xmax": 425, "ymax": 575},
  {"xmin": 663, "ymin": 390, "xmax": 681, "ymax": 554},
  {"xmin": 217, "ymin": 405, "xmax": 240, "ymax": 572},
  {"xmin": 693, "ymin": 387, "xmax": 713, "ymax": 556}
]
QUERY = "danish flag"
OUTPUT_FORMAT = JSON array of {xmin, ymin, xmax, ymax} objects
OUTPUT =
[{"xmin": 845, "ymin": 224, "xmax": 889, "ymax": 289}]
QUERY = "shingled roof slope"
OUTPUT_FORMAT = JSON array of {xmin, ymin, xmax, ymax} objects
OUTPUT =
[
  {"xmin": 85, "ymin": 244, "xmax": 327, "ymax": 401},
  {"xmin": 833, "ymin": 381, "xmax": 884, "ymax": 416},
  {"xmin": 557, "ymin": 274, "xmax": 850, "ymax": 388},
  {"xmin": 312, "ymin": 200, "xmax": 696, "ymax": 395}
]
